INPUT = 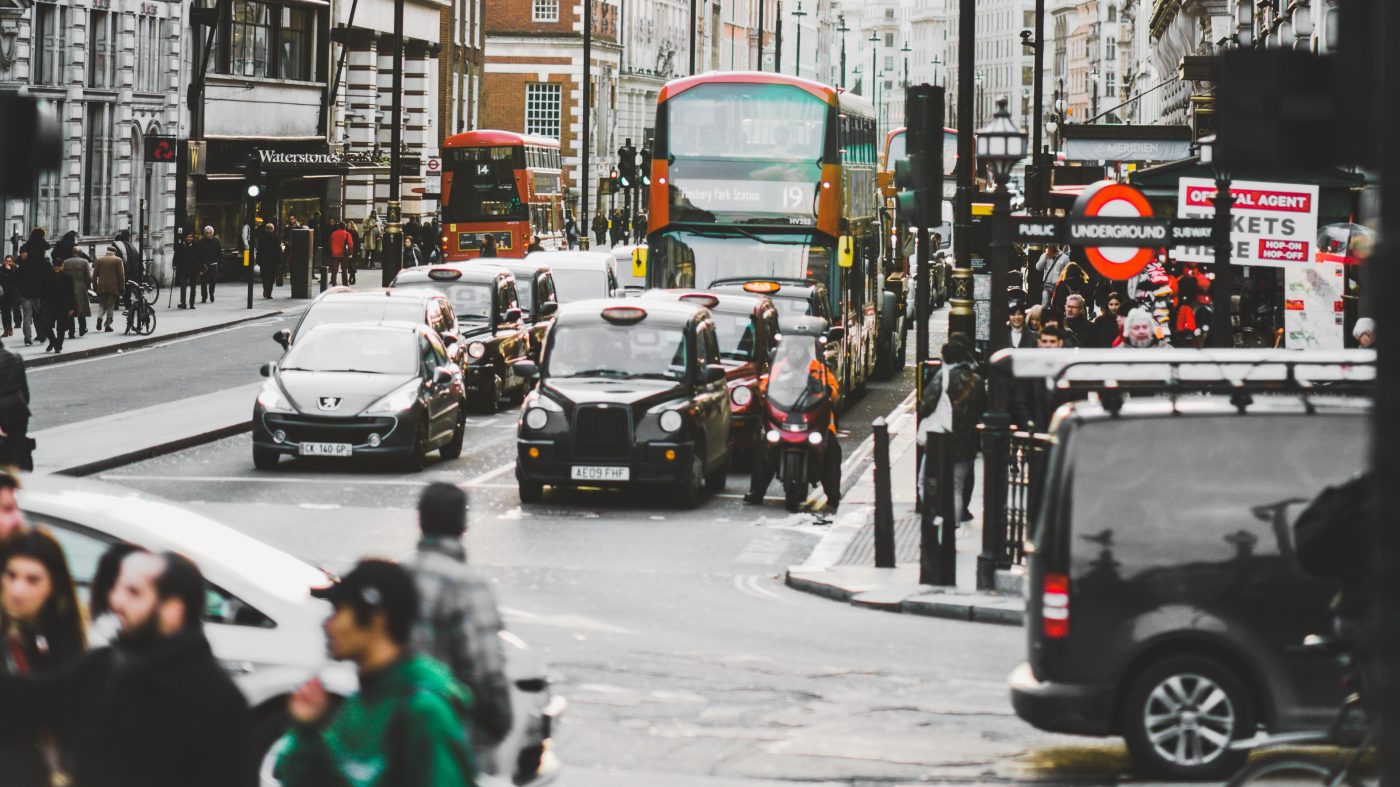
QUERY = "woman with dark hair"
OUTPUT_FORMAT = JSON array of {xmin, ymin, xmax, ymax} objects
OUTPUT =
[
  {"xmin": 1, "ymin": 529, "xmax": 86, "ymax": 785},
  {"xmin": 1091, "ymin": 291, "xmax": 1128, "ymax": 348},
  {"xmin": 86, "ymin": 542, "xmax": 144, "ymax": 647},
  {"xmin": 1051, "ymin": 261, "xmax": 1092, "ymax": 314}
]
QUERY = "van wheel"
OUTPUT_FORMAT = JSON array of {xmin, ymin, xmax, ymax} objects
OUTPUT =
[{"xmin": 1121, "ymin": 654, "xmax": 1254, "ymax": 781}]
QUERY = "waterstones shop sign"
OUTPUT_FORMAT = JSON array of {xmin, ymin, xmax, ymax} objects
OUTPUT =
[{"xmin": 251, "ymin": 148, "xmax": 348, "ymax": 172}]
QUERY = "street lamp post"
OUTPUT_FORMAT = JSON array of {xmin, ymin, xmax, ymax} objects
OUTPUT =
[
  {"xmin": 930, "ymin": 55, "xmax": 942, "ymax": 87},
  {"xmin": 869, "ymin": 29, "xmax": 879, "ymax": 106},
  {"xmin": 975, "ymin": 69, "xmax": 985, "ymax": 126},
  {"xmin": 792, "ymin": 1, "xmax": 806, "ymax": 77},
  {"xmin": 974, "ymin": 96, "xmax": 1027, "ymax": 591},
  {"xmin": 1024, "ymin": 0, "xmax": 1045, "ymax": 214},
  {"xmin": 901, "ymin": 40, "xmax": 911, "ymax": 87},
  {"xmin": 757, "ymin": 0, "xmax": 765, "ymax": 70},
  {"xmin": 837, "ymin": 14, "xmax": 849, "ymax": 88},
  {"xmin": 1090, "ymin": 66, "xmax": 1100, "ymax": 121},
  {"xmin": 1200, "ymin": 134, "xmax": 1235, "ymax": 349},
  {"xmin": 582, "ymin": 0, "xmax": 593, "ymax": 248},
  {"xmin": 380, "ymin": 0, "xmax": 405, "ymax": 286}
]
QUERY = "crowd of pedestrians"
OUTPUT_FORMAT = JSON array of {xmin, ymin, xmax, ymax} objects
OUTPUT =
[
  {"xmin": 586, "ymin": 209, "xmax": 647, "ymax": 249},
  {"xmin": 0, "ymin": 471, "xmax": 508, "ymax": 786}
]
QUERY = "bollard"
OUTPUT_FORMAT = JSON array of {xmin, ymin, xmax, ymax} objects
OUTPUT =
[{"xmin": 872, "ymin": 417, "xmax": 896, "ymax": 568}]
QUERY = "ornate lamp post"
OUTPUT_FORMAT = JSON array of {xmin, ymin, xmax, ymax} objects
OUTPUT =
[
  {"xmin": 792, "ymin": 1, "xmax": 807, "ymax": 76},
  {"xmin": 901, "ymin": 40, "xmax": 912, "ymax": 87},
  {"xmin": 837, "ymin": 14, "xmax": 849, "ymax": 88},
  {"xmin": 974, "ymin": 96, "xmax": 1027, "ymax": 591},
  {"xmin": 930, "ymin": 55, "xmax": 942, "ymax": 87},
  {"xmin": 1199, "ymin": 134, "xmax": 1235, "ymax": 349}
]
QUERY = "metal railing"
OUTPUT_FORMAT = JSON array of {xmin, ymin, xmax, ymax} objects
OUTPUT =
[{"xmin": 1002, "ymin": 430, "xmax": 1048, "ymax": 567}]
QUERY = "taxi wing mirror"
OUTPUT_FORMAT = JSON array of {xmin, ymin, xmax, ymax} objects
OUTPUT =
[
  {"xmin": 503, "ymin": 307, "xmax": 523, "ymax": 324},
  {"xmin": 433, "ymin": 367, "xmax": 454, "ymax": 387},
  {"xmin": 703, "ymin": 364, "xmax": 726, "ymax": 384},
  {"xmin": 516, "ymin": 360, "xmax": 540, "ymax": 380},
  {"xmin": 826, "ymin": 326, "xmax": 846, "ymax": 344},
  {"xmin": 538, "ymin": 301, "xmax": 559, "ymax": 317},
  {"xmin": 442, "ymin": 331, "xmax": 460, "ymax": 346},
  {"xmin": 259, "ymin": 362, "xmax": 274, "ymax": 377},
  {"xmin": 272, "ymin": 329, "xmax": 291, "ymax": 350}
]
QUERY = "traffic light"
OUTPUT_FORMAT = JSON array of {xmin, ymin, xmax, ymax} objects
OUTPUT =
[
  {"xmin": 608, "ymin": 168, "xmax": 619, "ymax": 192},
  {"xmin": 639, "ymin": 148, "xmax": 653, "ymax": 186},
  {"xmin": 243, "ymin": 152, "xmax": 265, "ymax": 199},
  {"xmin": 0, "ymin": 96, "xmax": 61, "ymax": 199},
  {"xmin": 895, "ymin": 85, "xmax": 943, "ymax": 228},
  {"xmin": 617, "ymin": 139, "xmax": 637, "ymax": 189}
]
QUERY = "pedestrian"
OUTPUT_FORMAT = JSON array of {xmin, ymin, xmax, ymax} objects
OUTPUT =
[
  {"xmin": 1062, "ymin": 293, "xmax": 1091, "ymax": 347},
  {"xmin": 62, "ymin": 253, "xmax": 92, "ymax": 338},
  {"xmin": 1354, "ymin": 317, "xmax": 1375, "ymax": 349},
  {"xmin": 633, "ymin": 210, "xmax": 648, "ymax": 241},
  {"xmin": 407, "ymin": 483, "xmax": 513, "ymax": 773},
  {"xmin": 114, "ymin": 230, "xmax": 142, "ymax": 289},
  {"xmin": 1, "ymin": 255, "xmax": 20, "ymax": 340},
  {"xmin": 346, "ymin": 220, "xmax": 362, "ymax": 284},
  {"xmin": 403, "ymin": 233, "xmax": 424, "ymax": 268},
  {"xmin": 1090, "ymin": 291, "xmax": 1127, "ymax": 348},
  {"xmin": 1038, "ymin": 308, "xmax": 1078, "ymax": 348},
  {"xmin": 49, "ymin": 231, "xmax": 82, "ymax": 267},
  {"xmin": 917, "ymin": 336, "xmax": 985, "ymax": 523},
  {"xmin": 480, "ymin": 234, "xmax": 498, "ymax": 258},
  {"xmin": 328, "ymin": 221, "xmax": 354, "ymax": 286},
  {"xmin": 1, "ymin": 528, "xmax": 86, "ymax": 787},
  {"xmin": 609, "ymin": 209, "xmax": 624, "ymax": 246},
  {"xmin": 361, "ymin": 211, "xmax": 382, "ymax": 272},
  {"xmin": 591, "ymin": 213, "xmax": 607, "ymax": 247},
  {"xmin": 1172, "ymin": 276, "xmax": 1208, "ymax": 348},
  {"xmin": 1035, "ymin": 244, "xmax": 1070, "ymax": 307},
  {"xmin": 424, "ymin": 220, "xmax": 442, "ymax": 265},
  {"xmin": 0, "ymin": 550, "xmax": 256, "ymax": 787},
  {"xmin": 39, "ymin": 258, "xmax": 75, "ymax": 354},
  {"xmin": 1051, "ymin": 261, "xmax": 1091, "ymax": 314},
  {"xmin": 564, "ymin": 214, "xmax": 579, "ymax": 249},
  {"xmin": 174, "ymin": 230, "xmax": 200, "ymax": 309},
  {"xmin": 404, "ymin": 216, "xmax": 423, "ymax": 253},
  {"xmin": 84, "ymin": 542, "xmax": 141, "ymax": 648},
  {"xmin": 276, "ymin": 559, "xmax": 477, "ymax": 787},
  {"xmin": 0, "ymin": 471, "xmax": 26, "ymax": 552},
  {"xmin": 17, "ymin": 241, "xmax": 49, "ymax": 347},
  {"xmin": 1007, "ymin": 301, "xmax": 1037, "ymax": 349},
  {"xmin": 1117, "ymin": 307, "xmax": 1170, "ymax": 348},
  {"xmin": 0, "ymin": 349, "xmax": 32, "ymax": 471},
  {"xmin": 257, "ymin": 223, "xmax": 281, "ymax": 300},
  {"xmin": 92, "ymin": 246, "xmax": 125, "ymax": 332},
  {"xmin": 1025, "ymin": 303, "xmax": 1043, "ymax": 335},
  {"xmin": 197, "ymin": 226, "xmax": 222, "ymax": 303},
  {"xmin": 527, "ymin": 235, "xmax": 544, "ymax": 253}
]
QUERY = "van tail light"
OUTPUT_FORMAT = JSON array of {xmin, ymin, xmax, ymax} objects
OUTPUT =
[{"xmin": 1042, "ymin": 573, "xmax": 1070, "ymax": 639}]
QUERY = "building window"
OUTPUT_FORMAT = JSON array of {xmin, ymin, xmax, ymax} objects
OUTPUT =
[
  {"xmin": 532, "ymin": 0, "xmax": 559, "ymax": 22},
  {"xmin": 88, "ymin": 11, "xmax": 116, "ymax": 88},
  {"xmin": 1108, "ymin": 4, "xmax": 1117, "ymax": 22},
  {"xmin": 231, "ymin": 0, "xmax": 274, "ymax": 77},
  {"xmin": 33, "ymin": 3, "xmax": 66, "ymax": 86},
  {"xmin": 525, "ymin": 82, "xmax": 562, "ymax": 139},
  {"xmin": 884, "ymin": 32, "xmax": 894, "ymax": 47},
  {"xmin": 84, "ymin": 102, "xmax": 116, "ymax": 235},
  {"xmin": 30, "ymin": 98, "xmax": 64, "ymax": 232},
  {"xmin": 277, "ymin": 6, "xmax": 313, "ymax": 80},
  {"xmin": 1107, "ymin": 37, "xmax": 1117, "ymax": 60},
  {"xmin": 1105, "ymin": 71, "xmax": 1117, "ymax": 95},
  {"xmin": 135, "ymin": 16, "xmax": 161, "ymax": 92},
  {"xmin": 884, "ymin": 55, "xmax": 894, "ymax": 71}
]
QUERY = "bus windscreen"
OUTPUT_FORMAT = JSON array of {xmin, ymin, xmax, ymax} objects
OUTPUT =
[{"xmin": 443, "ymin": 146, "xmax": 526, "ymax": 223}]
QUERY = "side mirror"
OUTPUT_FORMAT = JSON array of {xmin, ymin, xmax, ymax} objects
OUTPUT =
[
  {"xmin": 259, "ymin": 362, "xmax": 274, "ymax": 377},
  {"xmin": 826, "ymin": 326, "xmax": 846, "ymax": 344},
  {"xmin": 703, "ymin": 364, "xmax": 726, "ymax": 384},
  {"xmin": 503, "ymin": 307, "xmax": 523, "ymax": 324},
  {"xmin": 516, "ymin": 360, "xmax": 540, "ymax": 380},
  {"xmin": 433, "ymin": 367, "xmax": 453, "ymax": 387},
  {"xmin": 441, "ymin": 331, "xmax": 460, "ymax": 346},
  {"xmin": 272, "ymin": 329, "xmax": 291, "ymax": 350},
  {"xmin": 538, "ymin": 301, "xmax": 559, "ymax": 317}
]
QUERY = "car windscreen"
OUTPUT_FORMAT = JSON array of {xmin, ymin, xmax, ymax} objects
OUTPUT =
[
  {"xmin": 767, "ymin": 337, "xmax": 826, "ymax": 409},
  {"xmin": 770, "ymin": 294, "xmax": 813, "ymax": 318},
  {"xmin": 551, "ymin": 268, "xmax": 605, "ymax": 302},
  {"xmin": 513, "ymin": 277, "xmax": 534, "ymax": 311},
  {"xmin": 395, "ymin": 281, "xmax": 492, "ymax": 321},
  {"xmin": 296, "ymin": 300, "xmax": 425, "ymax": 337},
  {"xmin": 545, "ymin": 323, "xmax": 686, "ymax": 380},
  {"xmin": 713, "ymin": 311, "xmax": 757, "ymax": 361},
  {"xmin": 281, "ymin": 329, "xmax": 418, "ymax": 375}
]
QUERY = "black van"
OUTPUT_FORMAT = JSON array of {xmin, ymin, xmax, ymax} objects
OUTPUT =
[{"xmin": 1005, "ymin": 349, "xmax": 1373, "ymax": 780}]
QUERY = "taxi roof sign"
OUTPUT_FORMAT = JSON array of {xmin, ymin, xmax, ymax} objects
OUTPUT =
[
  {"xmin": 601, "ymin": 305, "xmax": 648, "ymax": 324},
  {"xmin": 679, "ymin": 293, "xmax": 720, "ymax": 309},
  {"xmin": 428, "ymin": 268, "xmax": 463, "ymax": 281},
  {"xmin": 743, "ymin": 281, "xmax": 781, "ymax": 294}
]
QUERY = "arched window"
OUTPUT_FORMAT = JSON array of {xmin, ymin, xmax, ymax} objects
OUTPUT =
[{"xmin": 1107, "ymin": 4, "xmax": 1117, "ymax": 22}]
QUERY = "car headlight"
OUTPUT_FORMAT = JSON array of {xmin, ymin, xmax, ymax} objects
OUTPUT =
[
  {"xmin": 467, "ymin": 342, "xmax": 486, "ymax": 360},
  {"xmin": 659, "ymin": 410, "xmax": 683, "ymax": 433},
  {"xmin": 524, "ymin": 407, "xmax": 549, "ymax": 430},
  {"xmin": 730, "ymin": 385, "xmax": 754, "ymax": 407},
  {"xmin": 807, "ymin": 431, "xmax": 824, "ymax": 445},
  {"xmin": 256, "ymin": 381, "xmax": 292, "ymax": 411},
  {"xmin": 365, "ymin": 381, "xmax": 421, "ymax": 414}
]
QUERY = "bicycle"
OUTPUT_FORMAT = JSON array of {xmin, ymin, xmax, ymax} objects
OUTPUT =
[
  {"xmin": 124, "ymin": 281, "xmax": 157, "ymax": 336},
  {"xmin": 140, "ymin": 260, "xmax": 160, "ymax": 306},
  {"xmin": 1225, "ymin": 626, "xmax": 1374, "ymax": 786}
]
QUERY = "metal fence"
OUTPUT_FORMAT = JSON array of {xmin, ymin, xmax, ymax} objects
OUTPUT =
[{"xmin": 1002, "ymin": 431, "xmax": 1049, "ymax": 567}]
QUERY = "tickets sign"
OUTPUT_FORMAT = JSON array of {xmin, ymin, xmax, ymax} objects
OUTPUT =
[{"xmin": 1175, "ymin": 178, "xmax": 1319, "ymax": 268}]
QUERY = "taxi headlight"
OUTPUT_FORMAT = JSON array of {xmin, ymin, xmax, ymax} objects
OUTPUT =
[
  {"xmin": 365, "ymin": 381, "xmax": 420, "ymax": 414},
  {"xmin": 659, "ymin": 410, "xmax": 683, "ymax": 433},
  {"xmin": 524, "ymin": 407, "xmax": 549, "ymax": 430},
  {"xmin": 467, "ymin": 342, "xmax": 487, "ymax": 360},
  {"xmin": 257, "ymin": 381, "xmax": 292, "ymax": 412},
  {"xmin": 730, "ymin": 385, "xmax": 754, "ymax": 407}
]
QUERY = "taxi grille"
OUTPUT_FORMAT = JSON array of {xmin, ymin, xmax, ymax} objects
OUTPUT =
[{"xmin": 572, "ymin": 405, "xmax": 631, "ymax": 460}]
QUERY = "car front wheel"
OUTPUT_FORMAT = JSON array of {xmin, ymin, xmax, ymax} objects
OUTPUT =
[
  {"xmin": 1121, "ymin": 654, "xmax": 1254, "ymax": 781},
  {"xmin": 253, "ymin": 446, "xmax": 279, "ymax": 470},
  {"xmin": 439, "ymin": 407, "xmax": 466, "ymax": 460}
]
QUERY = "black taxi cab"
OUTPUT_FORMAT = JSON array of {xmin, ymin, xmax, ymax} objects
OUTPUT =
[
  {"xmin": 711, "ymin": 278, "xmax": 842, "ymax": 382},
  {"xmin": 514, "ymin": 300, "xmax": 731, "ymax": 507},
  {"xmin": 488, "ymin": 258, "xmax": 561, "ymax": 362},
  {"xmin": 391, "ymin": 264, "xmax": 533, "ymax": 412},
  {"xmin": 640, "ymin": 289, "xmax": 779, "ymax": 458}
]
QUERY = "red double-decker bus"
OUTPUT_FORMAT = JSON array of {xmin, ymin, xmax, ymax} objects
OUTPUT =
[
  {"xmin": 645, "ymin": 72, "xmax": 891, "ymax": 393},
  {"xmin": 440, "ymin": 130, "xmax": 565, "ymax": 260}
]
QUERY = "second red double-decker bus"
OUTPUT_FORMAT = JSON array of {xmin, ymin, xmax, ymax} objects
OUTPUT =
[{"xmin": 440, "ymin": 130, "xmax": 565, "ymax": 260}]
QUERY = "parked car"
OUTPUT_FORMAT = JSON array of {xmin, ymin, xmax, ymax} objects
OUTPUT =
[
  {"xmin": 1005, "ymin": 348, "xmax": 1373, "ymax": 780},
  {"xmin": 488, "ymin": 258, "xmax": 562, "ymax": 362},
  {"xmin": 392, "ymin": 264, "xmax": 536, "ymax": 412},
  {"xmin": 252, "ymin": 322, "xmax": 466, "ymax": 471},
  {"xmin": 525, "ymin": 250, "xmax": 619, "ymax": 303},
  {"xmin": 14, "ymin": 473, "xmax": 565, "ymax": 787},
  {"xmin": 273, "ymin": 287, "xmax": 466, "ymax": 366},
  {"xmin": 641, "ymin": 289, "xmax": 780, "ymax": 458},
  {"xmin": 514, "ymin": 299, "xmax": 731, "ymax": 507}
]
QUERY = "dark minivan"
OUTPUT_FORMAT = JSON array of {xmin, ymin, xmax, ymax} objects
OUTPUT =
[{"xmin": 1007, "ymin": 351, "xmax": 1372, "ymax": 781}]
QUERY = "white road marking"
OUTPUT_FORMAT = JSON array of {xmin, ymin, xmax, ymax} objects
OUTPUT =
[
  {"xmin": 463, "ymin": 462, "xmax": 517, "ymax": 487},
  {"xmin": 732, "ymin": 574, "xmax": 787, "ymax": 602},
  {"xmin": 99, "ymin": 473, "xmax": 433, "ymax": 486},
  {"xmin": 735, "ymin": 534, "xmax": 790, "ymax": 565},
  {"xmin": 501, "ymin": 607, "xmax": 637, "ymax": 635}
]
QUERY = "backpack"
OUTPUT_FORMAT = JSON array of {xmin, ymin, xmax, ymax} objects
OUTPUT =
[{"xmin": 1293, "ymin": 473, "xmax": 1370, "ymax": 583}]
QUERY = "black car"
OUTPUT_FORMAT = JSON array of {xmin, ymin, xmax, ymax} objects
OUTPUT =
[
  {"xmin": 488, "ymin": 258, "xmax": 562, "ymax": 362},
  {"xmin": 391, "ymin": 264, "xmax": 535, "ymax": 412},
  {"xmin": 1005, "ymin": 350, "xmax": 1372, "ymax": 780},
  {"xmin": 274, "ymin": 287, "xmax": 466, "ymax": 366},
  {"xmin": 252, "ymin": 322, "xmax": 467, "ymax": 472},
  {"xmin": 515, "ymin": 299, "xmax": 731, "ymax": 508}
]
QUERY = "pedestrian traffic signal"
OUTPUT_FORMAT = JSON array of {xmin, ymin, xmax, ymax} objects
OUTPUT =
[{"xmin": 608, "ymin": 168, "xmax": 619, "ymax": 192}]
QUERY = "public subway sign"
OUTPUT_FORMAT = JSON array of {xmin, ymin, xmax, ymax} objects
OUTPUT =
[{"xmin": 1175, "ymin": 177, "xmax": 1319, "ymax": 267}]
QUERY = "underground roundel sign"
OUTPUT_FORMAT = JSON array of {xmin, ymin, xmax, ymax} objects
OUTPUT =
[{"xmin": 1069, "ymin": 181, "xmax": 1159, "ymax": 281}]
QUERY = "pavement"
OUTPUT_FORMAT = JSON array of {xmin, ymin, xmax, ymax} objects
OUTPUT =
[{"xmin": 784, "ymin": 387, "xmax": 1029, "ymax": 627}]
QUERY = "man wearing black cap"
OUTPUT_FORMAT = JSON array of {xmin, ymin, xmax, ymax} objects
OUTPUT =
[
  {"xmin": 277, "ymin": 559, "xmax": 476, "ymax": 787},
  {"xmin": 407, "ymin": 483, "xmax": 512, "ymax": 774},
  {"xmin": 1007, "ymin": 301, "xmax": 1037, "ymax": 349}
]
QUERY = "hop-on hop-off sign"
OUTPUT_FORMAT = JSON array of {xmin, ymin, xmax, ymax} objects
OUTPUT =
[
  {"xmin": 1011, "ymin": 180, "xmax": 1217, "ymax": 280},
  {"xmin": 1175, "ymin": 178, "xmax": 1319, "ymax": 267}
]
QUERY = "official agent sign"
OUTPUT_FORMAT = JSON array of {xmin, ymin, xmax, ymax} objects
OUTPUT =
[{"xmin": 1175, "ymin": 178, "xmax": 1319, "ymax": 267}]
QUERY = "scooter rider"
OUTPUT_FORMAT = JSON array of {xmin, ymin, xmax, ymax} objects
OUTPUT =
[{"xmin": 743, "ymin": 329, "xmax": 842, "ymax": 508}]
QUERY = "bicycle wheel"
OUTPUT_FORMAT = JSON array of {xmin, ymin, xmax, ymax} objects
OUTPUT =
[
  {"xmin": 1226, "ymin": 755, "xmax": 1360, "ymax": 787},
  {"xmin": 138, "ymin": 303, "xmax": 157, "ymax": 335},
  {"xmin": 142, "ymin": 274, "xmax": 160, "ymax": 305}
]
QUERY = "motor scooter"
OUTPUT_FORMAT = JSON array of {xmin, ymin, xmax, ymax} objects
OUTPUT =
[{"xmin": 757, "ymin": 318, "xmax": 843, "ymax": 512}]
